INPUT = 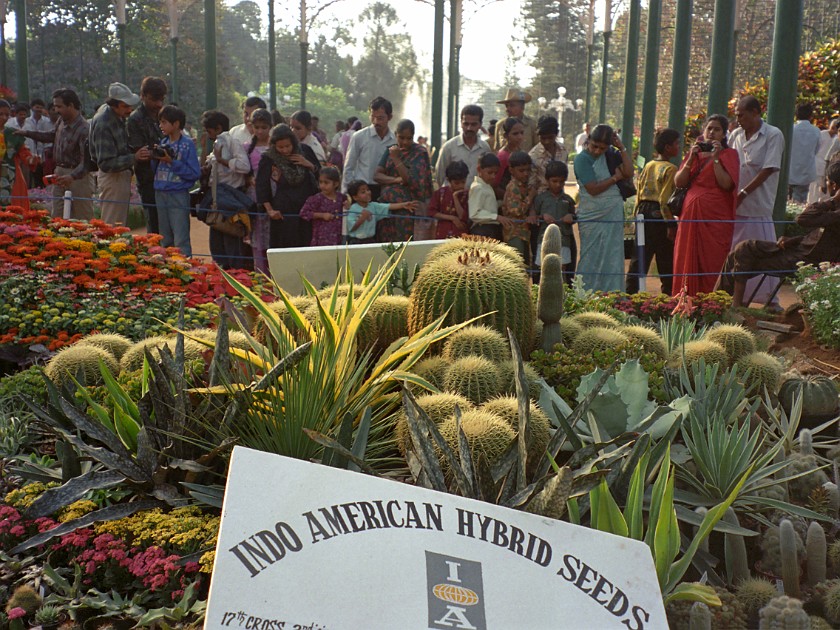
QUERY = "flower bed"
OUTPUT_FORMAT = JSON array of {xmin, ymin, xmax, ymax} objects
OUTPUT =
[
  {"xmin": 0, "ymin": 206, "xmax": 273, "ymax": 352},
  {"xmin": 795, "ymin": 262, "xmax": 840, "ymax": 349},
  {"xmin": 564, "ymin": 287, "xmax": 732, "ymax": 325}
]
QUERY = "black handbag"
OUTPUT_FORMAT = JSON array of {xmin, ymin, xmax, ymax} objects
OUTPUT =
[
  {"xmin": 666, "ymin": 157, "xmax": 709, "ymax": 217},
  {"xmin": 605, "ymin": 148, "xmax": 637, "ymax": 200}
]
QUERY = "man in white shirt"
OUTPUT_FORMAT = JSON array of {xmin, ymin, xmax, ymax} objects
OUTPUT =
[
  {"xmin": 787, "ymin": 104, "xmax": 821, "ymax": 203},
  {"xmin": 729, "ymin": 96, "xmax": 785, "ymax": 308},
  {"xmin": 575, "ymin": 123, "xmax": 591, "ymax": 154},
  {"xmin": 26, "ymin": 98, "xmax": 55, "ymax": 159},
  {"xmin": 229, "ymin": 96, "xmax": 267, "ymax": 146},
  {"xmin": 342, "ymin": 96, "xmax": 396, "ymax": 201},
  {"xmin": 435, "ymin": 104, "xmax": 491, "ymax": 188},
  {"xmin": 810, "ymin": 118, "xmax": 839, "ymax": 203}
]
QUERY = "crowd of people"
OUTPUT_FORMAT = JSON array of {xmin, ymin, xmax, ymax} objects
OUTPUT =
[{"xmin": 4, "ymin": 78, "xmax": 839, "ymax": 309}]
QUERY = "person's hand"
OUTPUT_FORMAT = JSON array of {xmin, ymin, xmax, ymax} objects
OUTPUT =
[
  {"xmin": 318, "ymin": 212, "xmax": 335, "ymax": 221},
  {"xmin": 343, "ymin": 196, "xmax": 351, "ymax": 210},
  {"xmin": 612, "ymin": 132, "xmax": 624, "ymax": 150},
  {"xmin": 271, "ymin": 165, "xmax": 282, "ymax": 183},
  {"xmin": 526, "ymin": 214, "xmax": 539, "ymax": 225},
  {"xmin": 289, "ymin": 153, "xmax": 313, "ymax": 169},
  {"xmin": 136, "ymin": 146, "xmax": 151, "ymax": 161},
  {"xmin": 212, "ymin": 146, "xmax": 223, "ymax": 162},
  {"xmin": 710, "ymin": 140, "xmax": 722, "ymax": 155},
  {"xmin": 268, "ymin": 209, "xmax": 283, "ymax": 221},
  {"xmin": 776, "ymin": 236, "xmax": 791, "ymax": 250},
  {"xmin": 736, "ymin": 189, "xmax": 748, "ymax": 206},
  {"xmin": 54, "ymin": 175, "xmax": 74, "ymax": 187},
  {"xmin": 404, "ymin": 200, "xmax": 419, "ymax": 213},
  {"xmin": 157, "ymin": 151, "xmax": 173, "ymax": 164},
  {"xmin": 666, "ymin": 225, "xmax": 677, "ymax": 241},
  {"xmin": 562, "ymin": 213, "xmax": 575, "ymax": 225},
  {"xmin": 542, "ymin": 214, "xmax": 556, "ymax": 224},
  {"xmin": 360, "ymin": 209, "xmax": 372, "ymax": 222},
  {"xmin": 388, "ymin": 145, "xmax": 402, "ymax": 161},
  {"xmin": 689, "ymin": 142, "xmax": 702, "ymax": 158},
  {"xmin": 12, "ymin": 129, "xmax": 26, "ymax": 137},
  {"xmin": 611, "ymin": 171, "xmax": 623, "ymax": 183},
  {"xmin": 452, "ymin": 217, "xmax": 466, "ymax": 230},
  {"xmin": 497, "ymin": 215, "xmax": 513, "ymax": 228}
]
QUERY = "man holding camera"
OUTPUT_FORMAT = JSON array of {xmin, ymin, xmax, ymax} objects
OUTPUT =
[
  {"xmin": 127, "ymin": 77, "xmax": 167, "ymax": 233},
  {"xmin": 90, "ymin": 82, "xmax": 151, "ymax": 226}
]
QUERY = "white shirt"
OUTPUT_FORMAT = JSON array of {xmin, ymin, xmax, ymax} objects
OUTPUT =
[
  {"xmin": 228, "ymin": 123, "xmax": 252, "ymax": 146},
  {"xmin": 342, "ymin": 124, "xmax": 396, "ymax": 191},
  {"xmin": 575, "ymin": 132, "xmax": 588, "ymax": 154},
  {"xmin": 6, "ymin": 119, "xmax": 36, "ymax": 153},
  {"xmin": 729, "ymin": 121, "xmax": 784, "ymax": 218},
  {"xmin": 207, "ymin": 131, "xmax": 251, "ymax": 189},
  {"xmin": 788, "ymin": 120, "xmax": 821, "ymax": 185},
  {"xmin": 468, "ymin": 177, "xmax": 499, "ymax": 224},
  {"xmin": 302, "ymin": 133, "xmax": 326, "ymax": 163},
  {"xmin": 815, "ymin": 129, "xmax": 835, "ymax": 177},
  {"xmin": 435, "ymin": 134, "xmax": 491, "ymax": 187},
  {"xmin": 826, "ymin": 137, "xmax": 840, "ymax": 171},
  {"xmin": 25, "ymin": 114, "xmax": 55, "ymax": 158}
]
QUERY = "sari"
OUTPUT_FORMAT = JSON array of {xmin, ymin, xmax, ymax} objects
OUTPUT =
[{"xmin": 376, "ymin": 143, "xmax": 433, "ymax": 242}]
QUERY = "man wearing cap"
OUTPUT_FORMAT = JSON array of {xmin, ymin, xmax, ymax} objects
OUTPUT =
[
  {"xmin": 89, "ymin": 82, "xmax": 151, "ymax": 225},
  {"xmin": 493, "ymin": 88, "xmax": 539, "ymax": 152}
]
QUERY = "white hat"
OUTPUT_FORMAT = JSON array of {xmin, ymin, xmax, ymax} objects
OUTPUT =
[{"xmin": 107, "ymin": 82, "xmax": 140, "ymax": 107}]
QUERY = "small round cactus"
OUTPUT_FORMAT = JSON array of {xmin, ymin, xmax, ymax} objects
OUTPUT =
[
  {"xmin": 119, "ymin": 336, "xmax": 170, "ymax": 373},
  {"xmin": 621, "ymin": 325, "xmax": 667, "ymax": 360},
  {"xmin": 571, "ymin": 326, "xmax": 629, "ymax": 354},
  {"xmin": 496, "ymin": 360, "xmax": 542, "ymax": 400},
  {"xmin": 736, "ymin": 577, "xmax": 779, "ymax": 617},
  {"xmin": 786, "ymin": 453, "xmax": 830, "ymax": 501},
  {"xmin": 74, "ymin": 332, "xmax": 133, "ymax": 360},
  {"xmin": 824, "ymin": 581, "xmax": 840, "ymax": 624},
  {"xmin": 736, "ymin": 351, "xmax": 783, "ymax": 396},
  {"xmin": 437, "ymin": 409, "xmax": 515, "ymax": 472},
  {"xmin": 704, "ymin": 324, "xmax": 757, "ymax": 362},
  {"xmin": 443, "ymin": 355, "xmax": 502, "ymax": 405},
  {"xmin": 5, "ymin": 584, "xmax": 42, "ymax": 614},
  {"xmin": 45, "ymin": 344, "xmax": 120, "ymax": 387},
  {"xmin": 358, "ymin": 295, "xmax": 410, "ymax": 357},
  {"xmin": 480, "ymin": 396, "xmax": 551, "ymax": 465},
  {"xmin": 558, "ymin": 318, "xmax": 584, "ymax": 345},
  {"xmin": 395, "ymin": 392, "xmax": 474, "ymax": 455},
  {"xmin": 568, "ymin": 311, "xmax": 620, "ymax": 330},
  {"xmin": 668, "ymin": 339, "xmax": 729, "ymax": 370},
  {"xmin": 442, "ymin": 325, "xmax": 510, "ymax": 363},
  {"xmin": 758, "ymin": 596, "xmax": 809, "ymax": 629}
]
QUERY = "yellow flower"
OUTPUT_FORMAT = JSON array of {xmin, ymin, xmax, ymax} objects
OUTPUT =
[
  {"xmin": 57, "ymin": 500, "xmax": 98, "ymax": 523},
  {"xmin": 109, "ymin": 242, "xmax": 129, "ymax": 253},
  {"xmin": 199, "ymin": 550, "xmax": 216, "ymax": 574},
  {"xmin": 118, "ymin": 254, "xmax": 138, "ymax": 265},
  {"xmin": 97, "ymin": 250, "xmax": 113, "ymax": 259}
]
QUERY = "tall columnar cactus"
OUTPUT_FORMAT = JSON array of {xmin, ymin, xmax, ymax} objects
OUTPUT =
[
  {"xmin": 824, "ymin": 482, "xmax": 840, "ymax": 519},
  {"xmin": 407, "ymin": 248, "xmax": 534, "ymax": 353},
  {"xmin": 704, "ymin": 324, "xmax": 757, "ymax": 362},
  {"xmin": 442, "ymin": 325, "xmax": 510, "ymax": 363},
  {"xmin": 538, "ymin": 253, "xmax": 564, "ymax": 352},
  {"xmin": 724, "ymin": 508, "xmax": 750, "ymax": 587},
  {"xmin": 779, "ymin": 519, "xmax": 801, "ymax": 598},
  {"xmin": 75, "ymin": 333, "xmax": 133, "ymax": 360},
  {"xmin": 540, "ymin": 223, "xmax": 563, "ymax": 262},
  {"xmin": 806, "ymin": 521, "xmax": 827, "ymax": 587},
  {"xmin": 45, "ymin": 344, "xmax": 120, "ymax": 387},
  {"xmin": 758, "ymin": 596, "xmax": 810, "ymax": 629},
  {"xmin": 689, "ymin": 603, "xmax": 711, "ymax": 630},
  {"xmin": 443, "ymin": 355, "xmax": 502, "ymax": 405}
]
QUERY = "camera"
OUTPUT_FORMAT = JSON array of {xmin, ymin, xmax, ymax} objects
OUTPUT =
[
  {"xmin": 697, "ymin": 142, "xmax": 713, "ymax": 152},
  {"xmin": 150, "ymin": 145, "xmax": 175, "ymax": 160}
]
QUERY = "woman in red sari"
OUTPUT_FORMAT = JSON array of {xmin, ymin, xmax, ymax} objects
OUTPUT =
[{"xmin": 672, "ymin": 114, "xmax": 739, "ymax": 295}]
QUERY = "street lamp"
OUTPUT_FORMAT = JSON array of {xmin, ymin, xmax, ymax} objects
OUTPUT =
[{"xmin": 538, "ymin": 87, "xmax": 583, "ymax": 143}]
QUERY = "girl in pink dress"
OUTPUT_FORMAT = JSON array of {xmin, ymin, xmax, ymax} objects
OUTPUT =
[
  {"xmin": 300, "ymin": 166, "xmax": 344, "ymax": 246},
  {"xmin": 245, "ymin": 109, "xmax": 273, "ymax": 273}
]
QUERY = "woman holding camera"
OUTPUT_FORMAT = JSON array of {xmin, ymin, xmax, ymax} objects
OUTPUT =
[{"xmin": 672, "ymin": 114, "xmax": 740, "ymax": 296}]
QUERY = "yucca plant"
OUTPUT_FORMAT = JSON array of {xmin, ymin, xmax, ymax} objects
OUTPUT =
[{"xmin": 192, "ymin": 250, "xmax": 478, "ymax": 464}]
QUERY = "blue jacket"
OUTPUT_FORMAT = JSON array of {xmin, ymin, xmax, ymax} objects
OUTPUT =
[{"xmin": 153, "ymin": 132, "xmax": 201, "ymax": 192}]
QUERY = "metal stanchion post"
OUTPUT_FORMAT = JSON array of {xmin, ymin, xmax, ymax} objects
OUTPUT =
[
  {"xmin": 63, "ymin": 190, "xmax": 72, "ymax": 219},
  {"xmin": 636, "ymin": 214, "xmax": 646, "ymax": 293}
]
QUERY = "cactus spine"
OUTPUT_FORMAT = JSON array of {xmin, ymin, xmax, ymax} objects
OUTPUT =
[
  {"xmin": 724, "ymin": 508, "xmax": 750, "ymax": 586},
  {"xmin": 689, "ymin": 603, "xmax": 712, "ymax": 630},
  {"xmin": 806, "ymin": 521, "xmax": 827, "ymax": 587},
  {"xmin": 779, "ymin": 519, "xmax": 801, "ymax": 598},
  {"xmin": 538, "ymin": 253, "xmax": 564, "ymax": 352}
]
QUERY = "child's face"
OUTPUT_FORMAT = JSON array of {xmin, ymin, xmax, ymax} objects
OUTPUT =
[
  {"xmin": 253, "ymin": 122, "xmax": 271, "ymax": 143},
  {"xmin": 539, "ymin": 133, "xmax": 558, "ymax": 152},
  {"xmin": 505, "ymin": 123, "xmax": 525, "ymax": 147},
  {"xmin": 205, "ymin": 125, "xmax": 222, "ymax": 140},
  {"xmin": 15, "ymin": 110, "xmax": 28, "ymax": 125},
  {"xmin": 159, "ymin": 118, "xmax": 178, "ymax": 135},
  {"xmin": 275, "ymin": 138, "xmax": 295, "ymax": 156},
  {"xmin": 0, "ymin": 107, "xmax": 9, "ymax": 127},
  {"xmin": 510, "ymin": 163, "xmax": 531, "ymax": 184},
  {"xmin": 450, "ymin": 178, "xmax": 466, "ymax": 193},
  {"xmin": 353, "ymin": 184, "xmax": 372, "ymax": 205},
  {"xmin": 319, "ymin": 175, "xmax": 339, "ymax": 195},
  {"xmin": 547, "ymin": 176, "xmax": 566, "ymax": 195},
  {"xmin": 290, "ymin": 119, "xmax": 308, "ymax": 141},
  {"xmin": 478, "ymin": 165, "xmax": 499, "ymax": 185}
]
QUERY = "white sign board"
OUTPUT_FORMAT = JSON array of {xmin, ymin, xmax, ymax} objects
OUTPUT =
[{"xmin": 206, "ymin": 447, "xmax": 668, "ymax": 630}]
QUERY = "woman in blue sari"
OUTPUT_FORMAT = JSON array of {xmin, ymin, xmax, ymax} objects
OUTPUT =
[{"xmin": 572, "ymin": 124, "xmax": 633, "ymax": 292}]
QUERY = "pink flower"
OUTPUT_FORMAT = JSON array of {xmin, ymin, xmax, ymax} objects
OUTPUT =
[{"xmin": 7, "ymin": 607, "xmax": 27, "ymax": 619}]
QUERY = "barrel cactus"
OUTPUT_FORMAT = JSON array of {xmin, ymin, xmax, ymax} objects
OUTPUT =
[
  {"xmin": 704, "ymin": 324, "xmax": 757, "ymax": 362},
  {"xmin": 190, "ymin": 328, "xmax": 252, "ymax": 352},
  {"xmin": 559, "ymin": 318, "xmax": 584, "ymax": 344},
  {"xmin": 74, "ymin": 333, "xmax": 133, "ymax": 360},
  {"xmin": 443, "ymin": 355, "xmax": 502, "ymax": 405},
  {"xmin": 119, "ymin": 336, "xmax": 169, "ymax": 373},
  {"xmin": 778, "ymin": 374, "xmax": 839, "ymax": 426},
  {"xmin": 442, "ymin": 325, "xmax": 510, "ymax": 363},
  {"xmin": 496, "ymin": 360, "xmax": 542, "ymax": 400},
  {"xmin": 480, "ymin": 396, "xmax": 550, "ymax": 465},
  {"xmin": 423, "ymin": 235, "xmax": 525, "ymax": 269},
  {"xmin": 736, "ymin": 352, "xmax": 783, "ymax": 396},
  {"xmin": 621, "ymin": 325, "xmax": 667, "ymax": 360},
  {"xmin": 252, "ymin": 296, "xmax": 314, "ymax": 344},
  {"xmin": 45, "ymin": 344, "xmax": 120, "ymax": 386},
  {"xmin": 407, "ymin": 247, "xmax": 534, "ymax": 353},
  {"xmin": 316, "ymin": 283, "xmax": 365, "ymax": 301},
  {"xmin": 437, "ymin": 409, "xmax": 515, "ymax": 472},
  {"xmin": 568, "ymin": 311, "xmax": 620, "ymax": 330},
  {"xmin": 395, "ymin": 392, "xmax": 474, "ymax": 455},
  {"xmin": 358, "ymin": 295, "xmax": 410, "ymax": 356},
  {"xmin": 5, "ymin": 585, "xmax": 42, "ymax": 615},
  {"xmin": 736, "ymin": 578, "xmax": 779, "ymax": 618},
  {"xmin": 758, "ymin": 596, "xmax": 809, "ymax": 629},
  {"xmin": 669, "ymin": 340, "xmax": 728, "ymax": 370},
  {"xmin": 571, "ymin": 326, "xmax": 629, "ymax": 354}
]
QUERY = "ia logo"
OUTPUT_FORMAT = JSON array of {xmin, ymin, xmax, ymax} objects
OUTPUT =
[{"xmin": 426, "ymin": 551, "xmax": 487, "ymax": 630}]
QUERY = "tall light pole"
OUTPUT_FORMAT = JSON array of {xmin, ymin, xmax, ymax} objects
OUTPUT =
[
  {"xmin": 620, "ymin": 0, "xmax": 641, "ymax": 150},
  {"xmin": 14, "ymin": 0, "xmax": 28, "ymax": 102},
  {"xmin": 0, "ymin": 0, "xmax": 7, "ymax": 88},
  {"xmin": 204, "ymin": 0, "xmax": 217, "ymax": 109},
  {"xmin": 268, "ymin": 0, "xmax": 276, "ymax": 111},
  {"xmin": 452, "ymin": 0, "xmax": 463, "ymax": 136},
  {"xmin": 667, "ymin": 0, "xmax": 693, "ymax": 164},
  {"xmin": 166, "ymin": 0, "xmax": 181, "ymax": 104},
  {"xmin": 598, "ymin": 0, "xmax": 612, "ymax": 125},
  {"xmin": 584, "ymin": 0, "xmax": 595, "ymax": 125},
  {"xmin": 431, "ymin": 0, "xmax": 445, "ymax": 151},
  {"xmin": 299, "ymin": 0, "xmax": 308, "ymax": 110},
  {"xmin": 114, "ymin": 0, "xmax": 127, "ymax": 83}
]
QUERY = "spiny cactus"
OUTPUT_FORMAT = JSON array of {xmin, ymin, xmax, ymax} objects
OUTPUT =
[
  {"xmin": 442, "ymin": 325, "xmax": 510, "ymax": 363},
  {"xmin": 724, "ymin": 508, "xmax": 750, "ymax": 587},
  {"xmin": 737, "ymin": 352, "xmax": 783, "ymax": 396},
  {"xmin": 538, "ymin": 253, "xmax": 564, "ymax": 352},
  {"xmin": 190, "ymin": 328, "xmax": 252, "ymax": 351},
  {"xmin": 412, "ymin": 356, "xmax": 449, "ymax": 391},
  {"xmin": 496, "ymin": 360, "xmax": 541, "ymax": 400},
  {"xmin": 408, "ymin": 248, "xmax": 534, "ymax": 354},
  {"xmin": 165, "ymin": 338, "xmax": 208, "ymax": 364},
  {"xmin": 74, "ymin": 332, "xmax": 133, "ymax": 360},
  {"xmin": 825, "ymin": 582, "xmax": 840, "ymax": 625},
  {"xmin": 786, "ymin": 453, "xmax": 830, "ymax": 500},
  {"xmin": 45, "ymin": 344, "xmax": 120, "ymax": 387},
  {"xmin": 567, "ymin": 311, "xmax": 620, "ymax": 330},
  {"xmin": 480, "ymin": 396, "xmax": 550, "ymax": 466},
  {"xmin": 826, "ymin": 482, "xmax": 840, "ymax": 520},
  {"xmin": 779, "ymin": 519, "xmax": 801, "ymax": 598},
  {"xmin": 540, "ymin": 223, "xmax": 563, "ymax": 262},
  {"xmin": 669, "ymin": 339, "xmax": 728, "ymax": 370},
  {"xmin": 810, "ymin": 616, "xmax": 833, "ymax": 630},
  {"xmin": 761, "ymin": 523, "xmax": 804, "ymax": 576},
  {"xmin": 119, "ymin": 336, "xmax": 169, "ymax": 373},
  {"xmin": 704, "ymin": 324, "xmax": 757, "ymax": 362},
  {"xmin": 666, "ymin": 586, "xmax": 748, "ymax": 630},
  {"xmin": 5, "ymin": 584, "xmax": 42, "ymax": 614},
  {"xmin": 736, "ymin": 578, "xmax": 779, "ymax": 618},
  {"xmin": 778, "ymin": 374, "xmax": 840, "ymax": 423},
  {"xmin": 443, "ymin": 355, "xmax": 502, "ymax": 405},
  {"xmin": 689, "ymin": 603, "xmax": 711, "ymax": 630},
  {"xmin": 758, "ymin": 596, "xmax": 809, "ymax": 629},
  {"xmin": 806, "ymin": 521, "xmax": 827, "ymax": 587},
  {"xmin": 571, "ymin": 326, "xmax": 629, "ymax": 354},
  {"xmin": 358, "ymin": 295, "xmax": 410, "ymax": 357},
  {"xmin": 252, "ymin": 296, "xmax": 315, "ymax": 344},
  {"xmin": 395, "ymin": 392, "xmax": 474, "ymax": 455},
  {"xmin": 621, "ymin": 325, "xmax": 668, "ymax": 360},
  {"xmin": 558, "ymin": 317, "xmax": 584, "ymax": 344},
  {"xmin": 437, "ymin": 409, "xmax": 515, "ymax": 472},
  {"xmin": 423, "ymin": 235, "xmax": 526, "ymax": 269},
  {"xmin": 315, "ymin": 283, "xmax": 365, "ymax": 301}
]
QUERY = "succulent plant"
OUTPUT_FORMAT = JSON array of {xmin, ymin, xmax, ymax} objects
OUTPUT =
[
  {"xmin": 442, "ymin": 325, "xmax": 510, "ymax": 363},
  {"xmin": 164, "ymin": 338, "xmax": 208, "ymax": 364},
  {"xmin": 829, "ymin": 540, "xmax": 840, "ymax": 574},
  {"xmin": 736, "ymin": 578, "xmax": 779, "ymax": 617},
  {"xmin": 74, "ymin": 332, "xmax": 133, "ymax": 360},
  {"xmin": 761, "ymin": 523, "xmax": 804, "ymax": 576},
  {"xmin": 558, "ymin": 317, "xmax": 584, "ymax": 345},
  {"xmin": 408, "ymin": 248, "xmax": 534, "ymax": 354},
  {"xmin": 411, "ymin": 356, "xmax": 449, "ymax": 390},
  {"xmin": 436, "ymin": 409, "xmax": 515, "ymax": 472},
  {"xmin": 778, "ymin": 374, "xmax": 839, "ymax": 425},
  {"xmin": 443, "ymin": 355, "xmax": 502, "ymax": 405},
  {"xmin": 806, "ymin": 521, "xmax": 827, "ymax": 587},
  {"xmin": 190, "ymin": 328, "xmax": 252, "ymax": 351},
  {"xmin": 736, "ymin": 352, "xmax": 783, "ymax": 396},
  {"xmin": 621, "ymin": 324, "xmax": 668, "ymax": 360},
  {"xmin": 689, "ymin": 602, "xmax": 711, "ymax": 630},
  {"xmin": 358, "ymin": 295, "xmax": 410, "ymax": 356},
  {"xmin": 34, "ymin": 604, "xmax": 61, "ymax": 626},
  {"xmin": 525, "ymin": 466, "xmax": 572, "ymax": 520},
  {"xmin": 724, "ymin": 508, "xmax": 750, "ymax": 587},
  {"xmin": 779, "ymin": 519, "xmax": 800, "ymax": 598},
  {"xmin": 119, "ymin": 335, "xmax": 169, "ymax": 372},
  {"xmin": 5, "ymin": 584, "xmax": 42, "ymax": 614},
  {"xmin": 538, "ymin": 253, "xmax": 564, "ymax": 352},
  {"xmin": 315, "ymin": 283, "xmax": 366, "ymax": 301},
  {"xmin": 825, "ymin": 582, "xmax": 840, "ymax": 625},
  {"xmin": 496, "ymin": 360, "xmax": 541, "ymax": 400},
  {"xmin": 666, "ymin": 586, "xmax": 748, "ymax": 630},
  {"xmin": 704, "ymin": 324, "xmax": 757, "ymax": 362},
  {"xmin": 540, "ymin": 223, "xmax": 563, "ymax": 263},
  {"xmin": 44, "ymin": 344, "xmax": 120, "ymax": 387},
  {"xmin": 480, "ymin": 396, "xmax": 550, "ymax": 466},
  {"xmin": 758, "ymin": 596, "xmax": 809, "ymax": 629},
  {"xmin": 423, "ymin": 235, "xmax": 526, "ymax": 269},
  {"xmin": 567, "ymin": 311, "xmax": 620, "ymax": 330},
  {"xmin": 809, "ymin": 616, "xmax": 833, "ymax": 630},
  {"xmin": 571, "ymin": 326, "xmax": 629, "ymax": 354},
  {"xmin": 786, "ymin": 453, "xmax": 830, "ymax": 500},
  {"xmin": 252, "ymin": 295, "xmax": 314, "ymax": 344},
  {"xmin": 395, "ymin": 392, "xmax": 474, "ymax": 455},
  {"xmin": 669, "ymin": 339, "xmax": 728, "ymax": 370}
]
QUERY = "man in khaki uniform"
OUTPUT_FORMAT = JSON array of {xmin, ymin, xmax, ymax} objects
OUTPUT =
[{"xmin": 493, "ymin": 88, "xmax": 539, "ymax": 152}]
